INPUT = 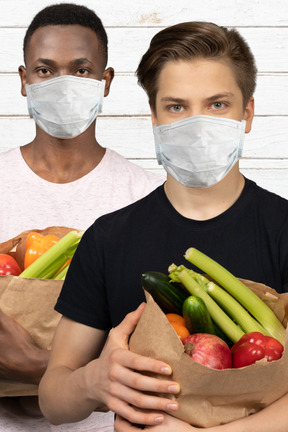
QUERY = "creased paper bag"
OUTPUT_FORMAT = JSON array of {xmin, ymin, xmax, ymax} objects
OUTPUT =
[
  {"xmin": 0, "ymin": 226, "xmax": 75, "ymax": 397},
  {"xmin": 129, "ymin": 281, "xmax": 288, "ymax": 427}
]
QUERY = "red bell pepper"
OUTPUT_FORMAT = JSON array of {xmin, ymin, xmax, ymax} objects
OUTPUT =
[
  {"xmin": 231, "ymin": 331, "xmax": 284, "ymax": 368},
  {"xmin": 0, "ymin": 254, "xmax": 21, "ymax": 276},
  {"xmin": 24, "ymin": 232, "xmax": 59, "ymax": 269}
]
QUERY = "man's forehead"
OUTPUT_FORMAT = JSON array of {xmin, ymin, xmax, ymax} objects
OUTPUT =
[
  {"xmin": 26, "ymin": 25, "xmax": 100, "ymax": 60},
  {"xmin": 157, "ymin": 59, "xmax": 240, "ymax": 90},
  {"xmin": 28, "ymin": 25, "xmax": 99, "ymax": 50}
]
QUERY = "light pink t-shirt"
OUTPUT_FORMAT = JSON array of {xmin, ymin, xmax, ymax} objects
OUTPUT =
[
  {"xmin": 0, "ymin": 146, "xmax": 164, "ymax": 431},
  {"xmin": 0, "ymin": 147, "xmax": 164, "ymax": 242}
]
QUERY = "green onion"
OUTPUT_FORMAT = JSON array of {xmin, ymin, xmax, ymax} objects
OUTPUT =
[
  {"xmin": 169, "ymin": 266, "xmax": 244, "ymax": 343},
  {"xmin": 19, "ymin": 230, "xmax": 83, "ymax": 279},
  {"xmin": 185, "ymin": 247, "xmax": 285, "ymax": 345},
  {"xmin": 206, "ymin": 281, "xmax": 269, "ymax": 335}
]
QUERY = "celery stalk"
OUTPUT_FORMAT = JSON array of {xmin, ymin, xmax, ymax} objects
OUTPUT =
[
  {"xmin": 38, "ymin": 242, "xmax": 79, "ymax": 279},
  {"xmin": 53, "ymin": 261, "xmax": 70, "ymax": 280},
  {"xmin": 169, "ymin": 266, "xmax": 244, "ymax": 343},
  {"xmin": 206, "ymin": 281, "xmax": 269, "ymax": 335},
  {"xmin": 20, "ymin": 230, "xmax": 83, "ymax": 279},
  {"xmin": 185, "ymin": 248, "xmax": 285, "ymax": 344}
]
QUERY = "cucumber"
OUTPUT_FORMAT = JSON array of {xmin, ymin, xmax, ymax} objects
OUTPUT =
[
  {"xmin": 142, "ymin": 271, "xmax": 188, "ymax": 315},
  {"xmin": 182, "ymin": 295, "xmax": 216, "ymax": 335}
]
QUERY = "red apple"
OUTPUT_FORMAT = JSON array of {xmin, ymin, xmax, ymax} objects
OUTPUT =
[{"xmin": 183, "ymin": 333, "xmax": 231, "ymax": 369}]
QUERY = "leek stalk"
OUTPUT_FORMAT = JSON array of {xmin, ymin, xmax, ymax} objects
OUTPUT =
[
  {"xmin": 185, "ymin": 247, "xmax": 285, "ymax": 345},
  {"xmin": 206, "ymin": 281, "xmax": 269, "ymax": 335},
  {"xmin": 169, "ymin": 266, "xmax": 244, "ymax": 343}
]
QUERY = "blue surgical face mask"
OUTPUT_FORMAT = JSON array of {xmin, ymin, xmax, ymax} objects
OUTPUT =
[
  {"xmin": 25, "ymin": 75, "xmax": 105, "ymax": 139},
  {"xmin": 153, "ymin": 115, "xmax": 246, "ymax": 188}
]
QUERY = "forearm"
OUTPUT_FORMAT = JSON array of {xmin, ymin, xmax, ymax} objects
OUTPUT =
[
  {"xmin": 0, "ymin": 347, "xmax": 50, "ymax": 385},
  {"xmin": 38, "ymin": 359, "xmax": 106, "ymax": 425},
  {"xmin": 209, "ymin": 392, "xmax": 288, "ymax": 432}
]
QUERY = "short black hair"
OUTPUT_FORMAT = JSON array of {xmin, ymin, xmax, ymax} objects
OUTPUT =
[{"xmin": 23, "ymin": 3, "xmax": 108, "ymax": 65}]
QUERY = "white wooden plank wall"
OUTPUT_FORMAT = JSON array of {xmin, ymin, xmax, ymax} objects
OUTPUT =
[{"xmin": 0, "ymin": 0, "xmax": 288, "ymax": 197}]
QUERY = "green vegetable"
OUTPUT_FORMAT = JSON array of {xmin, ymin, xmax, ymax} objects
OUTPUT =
[
  {"xmin": 142, "ymin": 271, "xmax": 188, "ymax": 315},
  {"xmin": 182, "ymin": 295, "xmax": 216, "ymax": 335},
  {"xmin": 52, "ymin": 261, "xmax": 71, "ymax": 280},
  {"xmin": 169, "ymin": 265, "xmax": 244, "ymax": 343},
  {"xmin": 185, "ymin": 247, "xmax": 285, "ymax": 345},
  {"xmin": 19, "ymin": 230, "xmax": 83, "ymax": 279},
  {"xmin": 206, "ymin": 281, "xmax": 269, "ymax": 335}
]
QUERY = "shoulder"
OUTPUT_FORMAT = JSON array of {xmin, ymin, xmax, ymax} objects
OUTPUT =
[
  {"xmin": 0, "ymin": 147, "xmax": 20, "ymax": 165},
  {"xmin": 246, "ymin": 178, "xmax": 288, "ymax": 224},
  {"xmin": 248, "ymin": 178, "xmax": 288, "ymax": 208},
  {"xmin": 106, "ymin": 149, "xmax": 165, "ymax": 185},
  {"xmin": 0, "ymin": 148, "xmax": 22, "ymax": 179},
  {"xmin": 92, "ymin": 186, "xmax": 161, "ymax": 236}
]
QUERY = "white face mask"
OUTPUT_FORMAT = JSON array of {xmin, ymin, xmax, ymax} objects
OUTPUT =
[
  {"xmin": 153, "ymin": 115, "xmax": 246, "ymax": 188},
  {"xmin": 25, "ymin": 75, "xmax": 105, "ymax": 139}
]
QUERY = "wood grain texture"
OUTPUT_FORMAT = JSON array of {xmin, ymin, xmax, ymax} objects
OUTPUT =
[{"xmin": 0, "ymin": 0, "xmax": 287, "ymax": 197}]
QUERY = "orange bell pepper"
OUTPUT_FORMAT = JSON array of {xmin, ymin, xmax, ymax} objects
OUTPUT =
[{"xmin": 24, "ymin": 232, "xmax": 59, "ymax": 269}]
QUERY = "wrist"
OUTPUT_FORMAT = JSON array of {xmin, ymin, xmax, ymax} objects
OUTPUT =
[{"xmin": 82, "ymin": 358, "xmax": 108, "ymax": 412}]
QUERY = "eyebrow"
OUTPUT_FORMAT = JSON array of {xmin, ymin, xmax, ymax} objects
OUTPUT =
[
  {"xmin": 160, "ymin": 97, "xmax": 188, "ymax": 104},
  {"xmin": 160, "ymin": 92, "xmax": 235, "ymax": 105},
  {"xmin": 204, "ymin": 92, "xmax": 235, "ymax": 103}
]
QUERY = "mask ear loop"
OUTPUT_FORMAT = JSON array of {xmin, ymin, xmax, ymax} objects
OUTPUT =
[
  {"xmin": 97, "ymin": 80, "xmax": 106, "ymax": 114},
  {"xmin": 152, "ymin": 126, "xmax": 165, "ymax": 166},
  {"xmin": 25, "ymin": 85, "xmax": 34, "ymax": 118}
]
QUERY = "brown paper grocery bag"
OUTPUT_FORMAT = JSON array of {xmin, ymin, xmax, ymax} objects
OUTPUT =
[
  {"xmin": 129, "ymin": 282, "xmax": 288, "ymax": 427},
  {"xmin": 0, "ymin": 227, "xmax": 75, "ymax": 397}
]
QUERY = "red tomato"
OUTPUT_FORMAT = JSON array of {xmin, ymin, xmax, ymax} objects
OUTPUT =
[
  {"xmin": 0, "ymin": 254, "xmax": 21, "ymax": 276},
  {"xmin": 183, "ymin": 333, "xmax": 231, "ymax": 369}
]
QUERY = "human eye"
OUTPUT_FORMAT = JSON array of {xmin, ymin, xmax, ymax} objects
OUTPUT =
[
  {"xmin": 168, "ymin": 104, "xmax": 184, "ymax": 113},
  {"xmin": 210, "ymin": 101, "xmax": 228, "ymax": 111},
  {"xmin": 75, "ymin": 68, "xmax": 90, "ymax": 77},
  {"xmin": 36, "ymin": 67, "xmax": 52, "ymax": 77}
]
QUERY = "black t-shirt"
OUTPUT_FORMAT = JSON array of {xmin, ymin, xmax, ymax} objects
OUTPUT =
[{"xmin": 55, "ymin": 178, "xmax": 288, "ymax": 330}]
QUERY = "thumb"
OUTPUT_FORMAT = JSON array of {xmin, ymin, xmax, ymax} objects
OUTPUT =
[{"xmin": 113, "ymin": 302, "xmax": 146, "ymax": 343}]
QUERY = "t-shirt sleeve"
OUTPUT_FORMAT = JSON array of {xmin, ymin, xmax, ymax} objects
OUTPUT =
[
  {"xmin": 279, "ymin": 212, "xmax": 288, "ymax": 293},
  {"xmin": 55, "ymin": 223, "xmax": 112, "ymax": 330}
]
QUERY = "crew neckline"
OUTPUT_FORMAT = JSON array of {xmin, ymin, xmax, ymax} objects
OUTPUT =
[
  {"xmin": 15, "ymin": 146, "xmax": 111, "ymax": 187},
  {"xmin": 156, "ymin": 178, "xmax": 255, "ymax": 230}
]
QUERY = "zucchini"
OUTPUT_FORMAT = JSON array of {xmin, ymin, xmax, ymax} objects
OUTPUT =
[
  {"xmin": 142, "ymin": 271, "xmax": 188, "ymax": 314},
  {"xmin": 182, "ymin": 295, "xmax": 216, "ymax": 335}
]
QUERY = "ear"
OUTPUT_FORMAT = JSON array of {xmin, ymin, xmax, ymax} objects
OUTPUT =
[
  {"xmin": 18, "ymin": 65, "xmax": 27, "ymax": 97},
  {"xmin": 102, "ymin": 67, "xmax": 114, "ymax": 97},
  {"xmin": 243, "ymin": 97, "xmax": 254, "ymax": 134}
]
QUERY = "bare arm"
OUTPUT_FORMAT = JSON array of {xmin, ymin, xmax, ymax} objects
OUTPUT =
[
  {"xmin": 0, "ymin": 308, "xmax": 49, "ymax": 384},
  {"xmin": 39, "ymin": 303, "xmax": 180, "ymax": 426},
  {"xmin": 114, "ymin": 392, "xmax": 288, "ymax": 432}
]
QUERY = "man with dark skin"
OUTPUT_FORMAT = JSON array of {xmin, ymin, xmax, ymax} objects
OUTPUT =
[
  {"xmin": 18, "ymin": 25, "xmax": 113, "ymax": 185},
  {"xmin": 1, "ymin": 10, "xmax": 112, "ymax": 387},
  {"xmin": 0, "ymin": 3, "xmax": 163, "ymax": 430}
]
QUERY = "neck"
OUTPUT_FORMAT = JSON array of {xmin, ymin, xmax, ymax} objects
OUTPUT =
[
  {"xmin": 164, "ymin": 164, "xmax": 245, "ymax": 220},
  {"xmin": 20, "ymin": 124, "xmax": 105, "ymax": 183}
]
